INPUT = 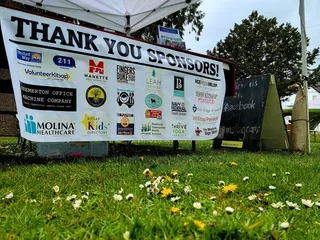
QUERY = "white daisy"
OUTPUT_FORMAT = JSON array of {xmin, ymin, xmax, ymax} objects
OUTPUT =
[
  {"xmin": 66, "ymin": 194, "xmax": 77, "ymax": 201},
  {"xmin": 73, "ymin": 199, "xmax": 82, "ymax": 210},
  {"xmin": 219, "ymin": 181, "xmax": 225, "ymax": 186},
  {"xmin": 269, "ymin": 185, "xmax": 276, "ymax": 190},
  {"xmin": 118, "ymin": 188, "xmax": 124, "ymax": 194},
  {"xmin": 187, "ymin": 173, "xmax": 193, "ymax": 177},
  {"xmin": 29, "ymin": 199, "xmax": 37, "ymax": 203},
  {"xmin": 285, "ymin": 172, "xmax": 290, "ymax": 175},
  {"xmin": 123, "ymin": 231, "xmax": 130, "ymax": 240},
  {"xmin": 139, "ymin": 184, "xmax": 144, "ymax": 190},
  {"xmin": 143, "ymin": 168, "xmax": 150, "ymax": 175},
  {"xmin": 173, "ymin": 179, "xmax": 179, "ymax": 183},
  {"xmin": 258, "ymin": 207, "xmax": 264, "ymax": 211},
  {"xmin": 243, "ymin": 176, "xmax": 249, "ymax": 181},
  {"xmin": 225, "ymin": 207, "xmax": 234, "ymax": 214},
  {"xmin": 82, "ymin": 195, "xmax": 89, "ymax": 200},
  {"xmin": 315, "ymin": 202, "xmax": 320, "ymax": 207},
  {"xmin": 145, "ymin": 181, "xmax": 151, "ymax": 187},
  {"xmin": 126, "ymin": 194, "xmax": 134, "ymax": 201},
  {"xmin": 271, "ymin": 202, "xmax": 284, "ymax": 209},
  {"xmin": 286, "ymin": 201, "xmax": 300, "ymax": 210},
  {"xmin": 170, "ymin": 196, "xmax": 181, "ymax": 202},
  {"xmin": 301, "ymin": 199, "xmax": 314, "ymax": 208},
  {"xmin": 53, "ymin": 185, "xmax": 59, "ymax": 193},
  {"xmin": 212, "ymin": 210, "xmax": 218, "ymax": 216},
  {"xmin": 193, "ymin": 202, "xmax": 202, "ymax": 209},
  {"xmin": 280, "ymin": 222, "xmax": 290, "ymax": 229},
  {"xmin": 114, "ymin": 194, "xmax": 123, "ymax": 202},
  {"xmin": 184, "ymin": 185, "xmax": 192, "ymax": 193},
  {"xmin": 52, "ymin": 196, "xmax": 60, "ymax": 204},
  {"xmin": 248, "ymin": 194, "xmax": 257, "ymax": 200},
  {"xmin": 272, "ymin": 173, "xmax": 276, "ymax": 177},
  {"xmin": 295, "ymin": 183, "xmax": 302, "ymax": 188},
  {"xmin": 4, "ymin": 192, "xmax": 13, "ymax": 199},
  {"xmin": 210, "ymin": 196, "xmax": 217, "ymax": 201}
]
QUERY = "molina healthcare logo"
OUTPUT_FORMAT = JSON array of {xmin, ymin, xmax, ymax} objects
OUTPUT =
[
  {"xmin": 24, "ymin": 69, "xmax": 70, "ymax": 81},
  {"xmin": 81, "ymin": 113, "xmax": 109, "ymax": 135},
  {"xmin": 17, "ymin": 49, "xmax": 42, "ymax": 63},
  {"xmin": 24, "ymin": 114, "xmax": 75, "ymax": 135}
]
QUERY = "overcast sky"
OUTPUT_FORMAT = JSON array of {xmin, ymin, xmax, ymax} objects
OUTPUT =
[{"xmin": 183, "ymin": 0, "xmax": 320, "ymax": 67}]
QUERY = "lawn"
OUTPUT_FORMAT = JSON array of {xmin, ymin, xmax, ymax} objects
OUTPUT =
[{"xmin": 0, "ymin": 138, "xmax": 320, "ymax": 239}]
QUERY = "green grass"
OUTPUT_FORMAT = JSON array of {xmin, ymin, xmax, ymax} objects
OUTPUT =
[{"xmin": 1, "ymin": 139, "xmax": 320, "ymax": 239}]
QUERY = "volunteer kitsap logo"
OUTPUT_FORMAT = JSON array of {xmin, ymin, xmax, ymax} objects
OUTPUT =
[
  {"xmin": 17, "ymin": 49, "xmax": 42, "ymax": 63},
  {"xmin": 24, "ymin": 114, "xmax": 75, "ymax": 135},
  {"xmin": 81, "ymin": 113, "xmax": 109, "ymax": 135},
  {"xmin": 84, "ymin": 59, "xmax": 108, "ymax": 82},
  {"xmin": 24, "ymin": 69, "xmax": 70, "ymax": 81},
  {"xmin": 86, "ymin": 85, "xmax": 106, "ymax": 107}
]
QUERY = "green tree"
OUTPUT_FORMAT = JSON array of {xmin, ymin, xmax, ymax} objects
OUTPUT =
[
  {"xmin": 207, "ymin": 11, "xmax": 320, "ymax": 98},
  {"xmin": 131, "ymin": 2, "xmax": 204, "ymax": 42}
]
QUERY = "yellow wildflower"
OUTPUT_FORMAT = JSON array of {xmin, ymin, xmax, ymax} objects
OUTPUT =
[
  {"xmin": 143, "ymin": 168, "xmax": 153, "ymax": 178},
  {"xmin": 164, "ymin": 175, "xmax": 173, "ymax": 182},
  {"xmin": 170, "ymin": 170, "xmax": 179, "ymax": 176},
  {"xmin": 161, "ymin": 187, "xmax": 173, "ymax": 197},
  {"xmin": 183, "ymin": 222, "xmax": 189, "ymax": 227},
  {"xmin": 170, "ymin": 207, "xmax": 181, "ymax": 214},
  {"xmin": 193, "ymin": 220, "xmax": 206, "ymax": 231},
  {"xmin": 230, "ymin": 162, "xmax": 238, "ymax": 167},
  {"xmin": 218, "ymin": 162, "xmax": 223, "ymax": 166},
  {"xmin": 222, "ymin": 184, "xmax": 237, "ymax": 193}
]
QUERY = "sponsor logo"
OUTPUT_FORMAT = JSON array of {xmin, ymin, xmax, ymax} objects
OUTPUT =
[
  {"xmin": 117, "ymin": 65, "xmax": 135, "ymax": 84},
  {"xmin": 145, "ymin": 94, "xmax": 162, "ymax": 109},
  {"xmin": 145, "ymin": 109, "xmax": 162, "ymax": 120},
  {"xmin": 20, "ymin": 82, "xmax": 76, "ymax": 112},
  {"xmin": 174, "ymin": 76, "xmax": 184, "ymax": 97},
  {"xmin": 81, "ymin": 113, "xmax": 109, "ymax": 135},
  {"xmin": 141, "ymin": 122, "xmax": 165, "ymax": 136},
  {"xmin": 117, "ymin": 113, "xmax": 134, "ymax": 135},
  {"xmin": 172, "ymin": 122, "xmax": 187, "ymax": 136},
  {"xmin": 24, "ymin": 114, "xmax": 75, "ymax": 135},
  {"xmin": 195, "ymin": 79, "xmax": 217, "ymax": 88},
  {"xmin": 146, "ymin": 68, "xmax": 162, "ymax": 91},
  {"xmin": 192, "ymin": 104, "xmax": 197, "ymax": 112},
  {"xmin": 53, "ymin": 55, "xmax": 76, "ymax": 69},
  {"xmin": 86, "ymin": 85, "xmax": 106, "ymax": 108},
  {"xmin": 117, "ymin": 89, "xmax": 134, "ymax": 108},
  {"xmin": 84, "ymin": 59, "xmax": 108, "ymax": 82},
  {"xmin": 203, "ymin": 127, "xmax": 218, "ymax": 136},
  {"xmin": 196, "ymin": 90, "xmax": 217, "ymax": 104},
  {"xmin": 17, "ymin": 49, "xmax": 42, "ymax": 63},
  {"xmin": 195, "ymin": 127, "xmax": 202, "ymax": 136},
  {"xmin": 193, "ymin": 116, "xmax": 219, "ymax": 123},
  {"xmin": 24, "ymin": 69, "xmax": 70, "ymax": 81},
  {"xmin": 171, "ymin": 102, "xmax": 187, "ymax": 116},
  {"xmin": 192, "ymin": 104, "xmax": 213, "ymax": 113}
]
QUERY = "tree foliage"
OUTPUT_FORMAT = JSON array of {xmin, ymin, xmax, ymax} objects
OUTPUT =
[
  {"xmin": 131, "ymin": 2, "xmax": 205, "ymax": 42},
  {"xmin": 208, "ymin": 11, "xmax": 320, "ymax": 98}
]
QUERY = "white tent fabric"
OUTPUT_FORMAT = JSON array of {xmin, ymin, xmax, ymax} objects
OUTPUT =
[{"xmin": 12, "ymin": 0, "xmax": 200, "ymax": 34}]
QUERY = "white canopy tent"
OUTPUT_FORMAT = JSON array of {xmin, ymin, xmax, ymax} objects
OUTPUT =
[{"xmin": 11, "ymin": 0, "xmax": 200, "ymax": 34}]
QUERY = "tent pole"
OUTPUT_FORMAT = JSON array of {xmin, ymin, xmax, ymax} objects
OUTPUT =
[{"xmin": 299, "ymin": 0, "xmax": 310, "ymax": 153}]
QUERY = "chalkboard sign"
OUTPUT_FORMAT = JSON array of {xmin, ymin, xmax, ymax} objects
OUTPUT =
[{"xmin": 214, "ymin": 75, "xmax": 289, "ymax": 151}]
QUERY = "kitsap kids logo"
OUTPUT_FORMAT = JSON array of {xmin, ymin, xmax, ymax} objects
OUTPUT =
[
  {"xmin": 53, "ymin": 55, "xmax": 76, "ymax": 69},
  {"xmin": 24, "ymin": 114, "xmax": 75, "ymax": 135},
  {"xmin": 81, "ymin": 113, "xmax": 109, "ymax": 135},
  {"xmin": 17, "ymin": 49, "xmax": 42, "ymax": 68}
]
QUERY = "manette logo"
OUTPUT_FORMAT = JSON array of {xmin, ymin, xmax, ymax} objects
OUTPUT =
[{"xmin": 89, "ymin": 60, "xmax": 104, "ymax": 74}]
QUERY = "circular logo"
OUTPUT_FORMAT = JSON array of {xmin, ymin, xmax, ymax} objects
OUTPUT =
[
  {"xmin": 86, "ymin": 85, "xmax": 106, "ymax": 107},
  {"xmin": 145, "ymin": 94, "xmax": 162, "ymax": 109},
  {"xmin": 120, "ymin": 117, "xmax": 130, "ymax": 127}
]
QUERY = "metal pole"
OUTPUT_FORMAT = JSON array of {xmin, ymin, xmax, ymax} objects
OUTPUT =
[{"xmin": 299, "ymin": 0, "xmax": 311, "ymax": 153}]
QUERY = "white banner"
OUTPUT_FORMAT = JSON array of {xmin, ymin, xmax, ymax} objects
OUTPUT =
[{"xmin": 0, "ymin": 7, "xmax": 226, "ymax": 142}]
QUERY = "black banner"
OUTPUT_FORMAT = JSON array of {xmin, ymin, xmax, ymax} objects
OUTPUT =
[{"xmin": 20, "ymin": 81, "xmax": 76, "ymax": 111}]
